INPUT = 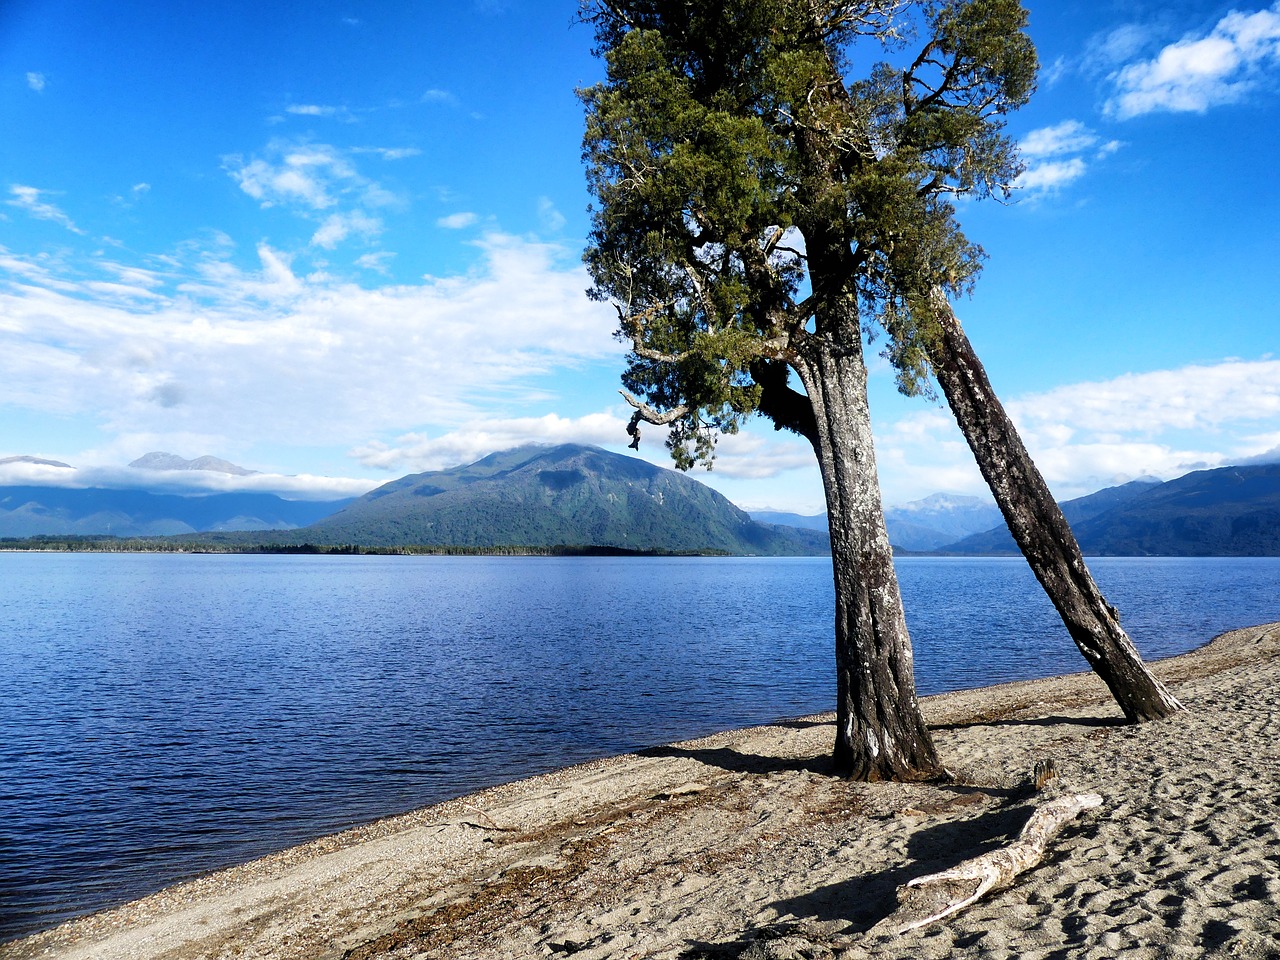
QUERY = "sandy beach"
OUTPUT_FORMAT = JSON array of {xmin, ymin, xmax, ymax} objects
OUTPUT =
[{"xmin": 6, "ymin": 622, "xmax": 1279, "ymax": 960}]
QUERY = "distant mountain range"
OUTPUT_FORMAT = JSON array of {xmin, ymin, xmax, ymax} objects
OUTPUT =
[
  {"xmin": 753, "ymin": 494, "xmax": 1004, "ymax": 552},
  {"xmin": 1045, "ymin": 464, "xmax": 1280, "ymax": 556},
  {"xmin": 4, "ymin": 447, "xmax": 1278, "ymax": 555},
  {"xmin": 930, "ymin": 464, "xmax": 1280, "ymax": 556},
  {"xmin": 754, "ymin": 464, "xmax": 1280, "ymax": 556},
  {"xmin": 0, "ymin": 486, "xmax": 351, "ymax": 537},
  {"xmin": 128, "ymin": 452, "xmax": 258, "ymax": 476},
  {"xmin": 939, "ymin": 479, "xmax": 1161, "ymax": 554}
]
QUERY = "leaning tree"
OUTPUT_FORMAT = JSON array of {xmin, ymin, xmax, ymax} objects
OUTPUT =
[{"xmin": 581, "ymin": 0, "xmax": 1174, "ymax": 780}]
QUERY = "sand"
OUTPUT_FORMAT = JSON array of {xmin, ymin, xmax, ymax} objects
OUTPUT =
[{"xmin": 5, "ymin": 622, "xmax": 1280, "ymax": 960}]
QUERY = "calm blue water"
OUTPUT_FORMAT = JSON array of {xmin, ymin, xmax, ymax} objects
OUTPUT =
[{"xmin": 1, "ymin": 553, "xmax": 1277, "ymax": 941}]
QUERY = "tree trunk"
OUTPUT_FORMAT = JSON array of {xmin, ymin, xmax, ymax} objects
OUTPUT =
[
  {"xmin": 795, "ymin": 331, "xmax": 940, "ymax": 781},
  {"xmin": 926, "ymin": 292, "xmax": 1183, "ymax": 721}
]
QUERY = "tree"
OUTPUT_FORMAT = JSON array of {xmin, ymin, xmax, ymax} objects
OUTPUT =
[
  {"xmin": 582, "ymin": 0, "xmax": 1045, "ymax": 779},
  {"xmin": 922, "ymin": 292, "xmax": 1183, "ymax": 720},
  {"xmin": 581, "ymin": 0, "xmax": 1184, "ymax": 772}
]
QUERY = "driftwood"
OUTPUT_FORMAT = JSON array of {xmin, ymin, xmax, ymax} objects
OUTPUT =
[{"xmin": 878, "ymin": 789, "xmax": 1103, "ymax": 935}]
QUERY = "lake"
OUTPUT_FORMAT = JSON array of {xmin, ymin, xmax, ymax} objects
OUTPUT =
[{"xmin": 1, "ymin": 553, "xmax": 1277, "ymax": 941}]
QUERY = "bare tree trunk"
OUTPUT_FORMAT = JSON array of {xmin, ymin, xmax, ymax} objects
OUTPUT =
[
  {"xmin": 926, "ymin": 292, "xmax": 1183, "ymax": 721},
  {"xmin": 796, "ymin": 331, "xmax": 940, "ymax": 780}
]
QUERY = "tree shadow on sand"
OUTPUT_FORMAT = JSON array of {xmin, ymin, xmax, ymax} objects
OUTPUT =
[
  {"xmin": 636, "ymin": 743, "xmax": 837, "ymax": 777},
  {"xmin": 930, "ymin": 714, "xmax": 1127, "ymax": 732},
  {"xmin": 675, "ymin": 796, "xmax": 1050, "ymax": 959}
]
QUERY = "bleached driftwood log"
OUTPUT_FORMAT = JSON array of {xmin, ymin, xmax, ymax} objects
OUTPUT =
[{"xmin": 881, "ymin": 791, "xmax": 1103, "ymax": 935}]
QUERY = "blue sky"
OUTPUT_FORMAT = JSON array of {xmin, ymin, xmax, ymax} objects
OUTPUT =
[{"xmin": 2, "ymin": 0, "xmax": 1278, "ymax": 513}]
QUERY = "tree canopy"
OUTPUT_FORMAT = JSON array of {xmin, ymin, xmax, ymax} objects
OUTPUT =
[{"xmin": 581, "ymin": 0, "xmax": 1037, "ymax": 465}]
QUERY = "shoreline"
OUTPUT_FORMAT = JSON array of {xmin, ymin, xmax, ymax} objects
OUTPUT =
[{"xmin": 6, "ymin": 622, "xmax": 1280, "ymax": 960}]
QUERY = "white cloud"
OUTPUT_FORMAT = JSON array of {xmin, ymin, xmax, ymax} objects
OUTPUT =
[
  {"xmin": 1016, "ymin": 157, "xmax": 1088, "ymax": 193},
  {"xmin": 538, "ymin": 197, "xmax": 566, "ymax": 233},
  {"xmin": 350, "ymin": 412, "xmax": 632, "ymax": 473},
  {"xmin": 0, "ymin": 233, "xmax": 619, "ymax": 461},
  {"xmin": 1040, "ymin": 56, "xmax": 1068, "ymax": 87},
  {"xmin": 7, "ymin": 185, "xmax": 86, "ymax": 234},
  {"xmin": 437, "ymin": 211, "xmax": 478, "ymax": 229},
  {"xmin": 26, "ymin": 72, "xmax": 46, "ymax": 92},
  {"xmin": 1107, "ymin": 3, "xmax": 1280, "ymax": 118},
  {"xmin": 1083, "ymin": 24, "xmax": 1156, "ymax": 74},
  {"xmin": 1015, "ymin": 121, "xmax": 1120, "ymax": 196},
  {"xmin": 357, "ymin": 146, "xmax": 422, "ymax": 160},
  {"xmin": 0, "ymin": 457, "xmax": 378, "ymax": 500},
  {"xmin": 311, "ymin": 210, "xmax": 383, "ymax": 249},
  {"xmin": 285, "ymin": 103, "xmax": 358, "ymax": 123},
  {"xmin": 705, "ymin": 430, "xmax": 817, "ymax": 480},
  {"xmin": 1020, "ymin": 120, "xmax": 1100, "ymax": 159},
  {"xmin": 863, "ymin": 358, "xmax": 1280, "ymax": 504},
  {"xmin": 224, "ymin": 140, "xmax": 401, "ymax": 249},
  {"xmin": 355, "ymin": 251, "xmax": 395, "ymax": 274},
  {"xmin": 1008, "ymin": 359, "xmax": 1280, "ymax": 437}
]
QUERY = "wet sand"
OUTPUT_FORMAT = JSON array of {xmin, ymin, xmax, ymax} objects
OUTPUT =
[{"xmin": 6, "ymin": 622, "xmax": 1279, "ymax": 960}]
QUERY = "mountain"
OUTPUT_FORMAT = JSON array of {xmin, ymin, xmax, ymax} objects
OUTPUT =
[
  {"xmin": 750, "ymin": 510, "xmax": 827, "ymax": 531},
  {"xmin": 752, "ymin": 494, "xmax": 1003, "ymax": 551},
  {"xmin": 883, "ymin": 494, "xmax": 1004, "ymax": 551},
  {"xmin": 944, "ymin": 479, "xmax": 1163, "ymax": 554},
  {"xmin": 0, "ymin": 486, "xmax": 351, "ymax": 538},
  {"xmin": 1070, "ymin": 464, "xmax": 1280, "ymax": 556},
  {"xmin": 298, "ymin": 444, "xmax": 829, "ymax": 554},
  {"xmin": 0, "ymin": 455, "xmax": 73, "ymax": 469},
  {"xmin": 129, "ymin": 452, "xmax": 257, "ymax": 476},
  {"xmin": 942, "ymin": 465, "xmax": 1280, "ymax": 556}
]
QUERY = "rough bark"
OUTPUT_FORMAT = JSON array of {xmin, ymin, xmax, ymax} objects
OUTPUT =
[
  {"xmin": 795, "ymin": 331, "xmax": 940, "ymax": 781},
  {"xmin": 926, "ymin": 292, "xmax": 1183, "ymax": 721}
]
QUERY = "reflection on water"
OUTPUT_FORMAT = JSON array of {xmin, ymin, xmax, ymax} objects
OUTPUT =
[{"xmin": 1, "ymin": 553, "xmax": 1276, "ymax": 940}]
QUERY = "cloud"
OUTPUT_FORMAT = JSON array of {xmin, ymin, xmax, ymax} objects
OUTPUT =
[
  {"xmin": 355, "ymin": 251, "xmax": 395, "ymax": 274},
  {"xmin": 285, "ymin": 103, "xmax": 358, "ymax": 123},
  {"xmin": 0, "ymin": 458, "xmax": 378, "ymax": 500},
  {"xmin": 865, "ymin": 358, "xmax": 1280, "ymax": 503},
  {"xmin": 437, "ymin": 211, "xmax": 478, "ymax": 229},
  {"xmin": 1040, "ymin": 56, "xmax": 1068, "ymax": 87},
  {"xmin": 1008, "ymin": 359, "xmax": 1280, "ymax": 437},
  {"xmin": 26, "ymin": 72, "xmax": 46, "ymax": 92},
  {"xmin": 1106, "ymin": 3, "xmax": 1280, "ymax": 118},
  {"xmin": 1008, "ymin": 360, "xmax": 1280, "ymax": 494},
  {"xmin": 350, "ymin": 412, "xmax": 632, "ymax": 473},
  {"xmin": 1021, "ymin": 120, "xmax": 1099, "ymax": 158},
  {"xmin": 1016, "ymin": 158, "xmax": 1089, "ymax": 193},
  {"xmin": 0, "ymin": 232, "xmax": 619, "ymax": 461},
  {"xmin": 7, "ymin": 185, "xmax": 86, "ymax": 234},
  {"xmin": 538, "ymin": 197, "xmax": 566, "ymax": 233},
  {"xmin": 224, "ymin": 140, "xmax": 401, "ymax": 248},
  {"xmin": 1083, "ymin": 24, "xmax": 1156, "ymax": 75},
  {"xmin": 1015, "ymin": 121, "xmax": 1121, "ymax": 196},
  {"xmin": 355, "ymin": 146, "xmax": 422, "ymax": 160},
  {"xmin": 702, "ymin": 430, "xmax": 817, "ymax": 480},
  {"xmin": 225, "ymin": 141, "xmax": 364, "ymax": 210},
  {"xmin": 311, "ymin": 210, "xmax": 383, "ymax": 249}
]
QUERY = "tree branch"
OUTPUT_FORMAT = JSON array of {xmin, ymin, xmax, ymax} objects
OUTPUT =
[
  {"xmin": 620, "ymin": 389, "xmax": 691, "ymax": 451},
  {"xmin": 877, "ymin": 791, "xmax": 1104, "ymax": 935}
]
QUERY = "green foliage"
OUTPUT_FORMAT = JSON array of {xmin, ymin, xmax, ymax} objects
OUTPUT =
[{"xmin": 581, "ymin": 0, "xmax": 1037, "ymax": 460}]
